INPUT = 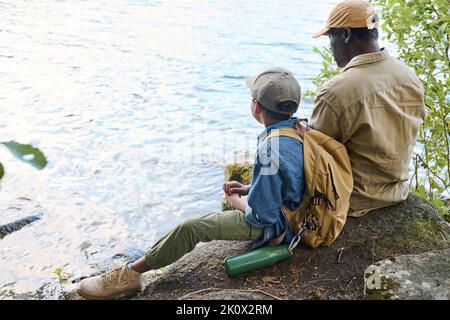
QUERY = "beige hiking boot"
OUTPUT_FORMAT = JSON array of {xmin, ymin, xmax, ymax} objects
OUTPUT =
[{"xmin": 78, "ymin": 263, "xmax": 142, "ymax": 300}]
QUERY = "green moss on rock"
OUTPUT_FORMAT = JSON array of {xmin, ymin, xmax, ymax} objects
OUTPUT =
[
  {"xmin": 443, "ymin": 213, "xmax": 450, "ymax": 224},
  {"xmin": 375, "ymin": 217, "xmax": 449, "ymax": 253},
  {"xmin": 224, "ymin": 163, "xmax": 253, "ymax": 185},
  {"xmin": 222, "ymin": 163, "xmax": 253, "ymax": 211},
  {"xmin": 365, "ymin": 274, "xmax": 400, "ymax": 300}
]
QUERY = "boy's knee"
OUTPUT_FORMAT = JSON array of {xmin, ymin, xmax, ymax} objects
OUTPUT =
[
  {"xmin": 178, "ymin": 218, "xmax": 199, "ymax": 232},
  {"xmin": 176, "ymin": 213, "xmax": 220, "ymax": 240}
]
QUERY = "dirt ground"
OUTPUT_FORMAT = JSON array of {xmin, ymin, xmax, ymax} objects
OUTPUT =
[{"xmin": 125, "ymin": 194, "xmax": 449, "ymax": 300}]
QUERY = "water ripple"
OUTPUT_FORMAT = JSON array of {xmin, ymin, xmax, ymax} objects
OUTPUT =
[{"xmin": 0, "ymin": 0, "xmax": 335, "ymax": 299}]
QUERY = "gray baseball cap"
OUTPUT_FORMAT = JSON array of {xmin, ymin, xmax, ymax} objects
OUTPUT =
[{"xmin": 246, "ymin": 67, "xmax": 301, "ymax": 115}]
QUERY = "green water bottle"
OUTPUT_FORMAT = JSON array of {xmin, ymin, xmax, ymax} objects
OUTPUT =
[{"xmin": 224, "ymin": 244, "xmax": 293, "ymax": 278}]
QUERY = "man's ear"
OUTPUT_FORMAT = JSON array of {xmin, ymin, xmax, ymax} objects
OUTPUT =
[
  {"xmin": 254, "ymin": 100, "xmax": 262, "ymax": 114},
  {"xmin": 343, "ymin": 28, "xmax": 352, "ymax": 44}
]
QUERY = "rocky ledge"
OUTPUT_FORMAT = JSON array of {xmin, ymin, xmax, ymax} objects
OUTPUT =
[
  {"xmin": 128, "ymin": 193, "xmax": 449, "ymax": 300},
  {"xmin": 68, "ymin": 163, "xmax": 449, "ymax": 300}
]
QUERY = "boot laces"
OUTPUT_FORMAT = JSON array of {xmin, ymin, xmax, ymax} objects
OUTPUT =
[{"xmin": 102, "ymin": 264, "xmax": 130, "ymax": 287}]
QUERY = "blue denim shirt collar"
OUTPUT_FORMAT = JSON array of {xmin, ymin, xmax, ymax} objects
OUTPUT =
[{"xmin": 257, "ymin": 117, "xmax": 298, "ymax": 145}]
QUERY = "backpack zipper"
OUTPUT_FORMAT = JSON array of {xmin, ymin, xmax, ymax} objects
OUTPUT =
[{"xmin": 328, "ymin": 164, "xmax": 340, "ymax": 201}]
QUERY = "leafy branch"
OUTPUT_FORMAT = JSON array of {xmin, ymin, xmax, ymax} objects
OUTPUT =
[
  {"xmin": 305, "ymin": 47, "xmax": 340, "ymax": 99},
  {"xmin": 52, "ymin": 267, "xmax": 69, "ymax": 298},
  {"xmin": 0, "ymin": 141, "xmax": 47, "ymax": 180},
  {"xmin": 373, "ymin": 0, "xmax": 450, "ymax": 202}
]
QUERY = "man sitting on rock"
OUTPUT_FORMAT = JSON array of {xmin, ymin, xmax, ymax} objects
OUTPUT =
[
  {"xmin": 310, "ymin": 0, "xmax": 425, "ymax": 217},
  {"xmin": 77, "ymin": 67, "xmax": 306, "ymax": 299}
]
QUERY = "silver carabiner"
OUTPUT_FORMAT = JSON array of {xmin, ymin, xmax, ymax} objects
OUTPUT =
[{"xmin": 288, "ymin": 227, "xmax": 306, "ymax": 252}]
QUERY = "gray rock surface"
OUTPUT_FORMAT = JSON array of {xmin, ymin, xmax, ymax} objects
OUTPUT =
[
  {"xmin": 364, "ymin": 249, "xmax": 450, "ymax": 300},
  {"xmin": 0, "ymin": 215, "xmax": 41, "ymax": 238},
  {"xmin": 0, "ymin": 197, "xmax": 43, "ymax": 238}
]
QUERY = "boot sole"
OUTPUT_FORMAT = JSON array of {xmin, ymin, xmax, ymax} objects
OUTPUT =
[{"xmin": 77, "ymin": 287, "xmax": 140, "ymax": 300}]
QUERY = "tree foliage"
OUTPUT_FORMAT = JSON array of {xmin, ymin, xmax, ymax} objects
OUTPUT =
[{"xmin": 373, "ymin": 0, "xmax": 450, "ymax": 206}]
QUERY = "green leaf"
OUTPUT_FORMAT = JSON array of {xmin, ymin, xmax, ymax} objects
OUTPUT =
[
  {"xmin": 0, "ymin": 162, "xmax": 3, "ymax": 180},
  {"xmin": 1, "ymin": 141, "xmax": 47, "ymax": 170}
]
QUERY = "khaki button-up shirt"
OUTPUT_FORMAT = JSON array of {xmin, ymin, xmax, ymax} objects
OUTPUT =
[{"xmin": 310, "ymin": 49, "xmax": 425, "ymax": 217}]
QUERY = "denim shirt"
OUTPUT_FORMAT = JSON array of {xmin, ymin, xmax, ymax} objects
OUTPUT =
[{"xmin": 245, "ymin": 117, "xmax": 306, "ymax": 249}]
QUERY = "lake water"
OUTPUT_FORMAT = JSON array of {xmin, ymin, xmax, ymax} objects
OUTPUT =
[{"xmin": 0, "ymin": 0, "xmax": 338, "ymax": 299}]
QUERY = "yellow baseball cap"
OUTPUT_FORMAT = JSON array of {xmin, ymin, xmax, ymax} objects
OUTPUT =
[{"xmin": 313, "ymin": 0, "xmax": 379, "ymax": 38}]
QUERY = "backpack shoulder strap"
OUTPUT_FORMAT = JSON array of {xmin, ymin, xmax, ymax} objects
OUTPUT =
[
  {"xmin": 264, "ymin": 125, "xmax": 305, "ymax": 247},
  {"xmin": 266, "ymin": 128, "xmax": 304, "ymax": 143}
]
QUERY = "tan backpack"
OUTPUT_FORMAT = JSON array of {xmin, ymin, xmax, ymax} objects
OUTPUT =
[{"xmin": 266, "ymin": 119, "xmax": 353, "ymax": 248}]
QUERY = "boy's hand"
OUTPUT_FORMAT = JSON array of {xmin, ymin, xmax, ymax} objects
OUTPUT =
[
  {"xmin": 223, "ymin": 181, "xmax": 250, "ymax": 196},
  {"xmin": 224, "ymin": 192, "xmax": 247, "ymax": 212}
]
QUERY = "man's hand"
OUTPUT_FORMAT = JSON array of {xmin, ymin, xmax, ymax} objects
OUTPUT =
[
  {"xmin": 223, "ymin": 181, "xmax": 250, "ymax": 196},
  {"xmin": 224, "ymin": 192, "xmax": 247, "ymax": 213}
]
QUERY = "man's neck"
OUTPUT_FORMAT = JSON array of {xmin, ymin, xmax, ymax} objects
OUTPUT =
[
  {"xmin": 263, "ymin": 118, "xmax": 281, "ymax": 128},
  {"xmin": 351, "ymin": 41, "xmax": 381, "ymax": 59}
]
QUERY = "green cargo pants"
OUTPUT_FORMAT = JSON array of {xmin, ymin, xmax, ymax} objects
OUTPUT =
[{"xmin": 144, "ymin": 210, "xmax": 264, "ymax": 270}]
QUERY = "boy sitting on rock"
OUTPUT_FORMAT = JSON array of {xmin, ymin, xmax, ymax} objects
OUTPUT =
[{"xmin": 78, "ymin": 67, "xmax": 305, "ymax": 299}]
